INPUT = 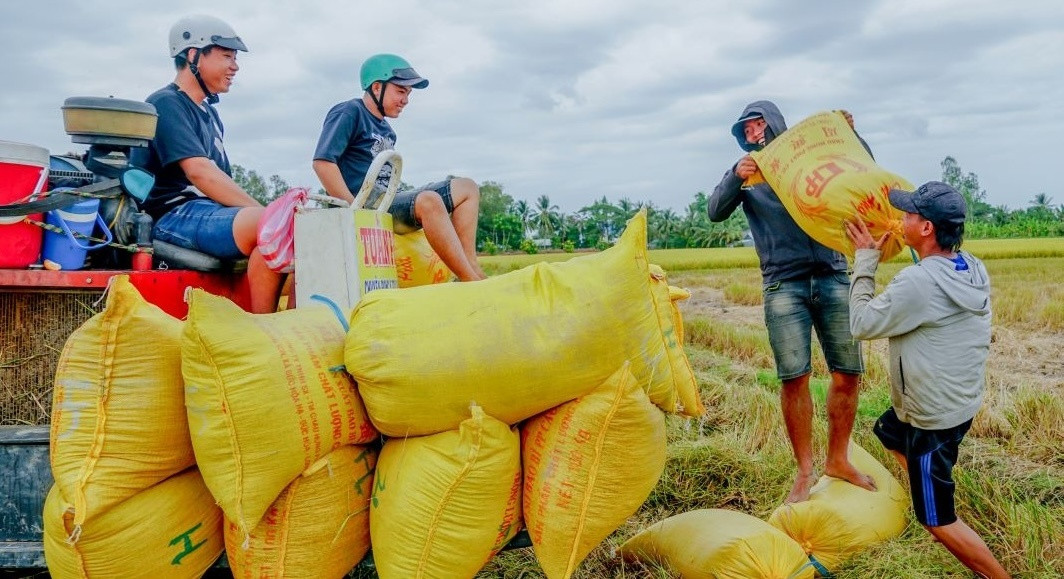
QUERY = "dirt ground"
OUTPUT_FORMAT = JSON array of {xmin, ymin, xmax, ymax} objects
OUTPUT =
[{"xmin": 675, "ymin": 279, "xmax": 1064, "ymax": 394}]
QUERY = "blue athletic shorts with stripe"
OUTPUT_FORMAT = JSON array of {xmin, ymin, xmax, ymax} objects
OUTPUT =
[{"xmin": 873, "ymin": 407, "xmax": 972, "ymax": 527}]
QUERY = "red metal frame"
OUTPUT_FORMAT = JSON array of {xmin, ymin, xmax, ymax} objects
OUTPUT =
[{"xmin": 0, "ymin": 268, "xmax": 252, "ymax": 318}]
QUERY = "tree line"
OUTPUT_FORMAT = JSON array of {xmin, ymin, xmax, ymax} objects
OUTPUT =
[{"xmin": 233, "ymin": 157, "xmax": 1063, "ymax": 254}]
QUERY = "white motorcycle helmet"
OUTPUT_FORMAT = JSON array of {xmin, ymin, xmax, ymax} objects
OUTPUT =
[
  {"xmin": 168, "ymin": 15, "xmax": 247, "ymax": 103},
  {"xmin": 169, "ymin": 14, "xmax": 248, "ymax": 58}
]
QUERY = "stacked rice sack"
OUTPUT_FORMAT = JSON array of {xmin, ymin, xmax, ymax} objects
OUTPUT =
[
  {"xmin": 342, "ymin": 210, "xmax": 698, "ymax": 578},
  {"xmin": 394, "ymin": 229, "xmax": 453, "ymax": 287},
  {"xmin": 45, "ymin": 209, "xmax": 700, "ymax": 578},
  {"xmin": 181, "ymin": 289, "xmax": 379, "ymax": 578},
  {"xmin": 45, "ymin": 277, "xmax": 223, "ymax": 578},
  {"xmin": 46, "ymin": 276, "xmax": 379, "ymax": 579},
  {"xmin": 344, "ymin": 209, "xmax": 701, "ymax": 436}
]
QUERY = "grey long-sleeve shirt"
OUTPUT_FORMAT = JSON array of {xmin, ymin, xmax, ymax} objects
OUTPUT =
[{"xmin": 849, "ymin": 248, "xmax": 992, "ymax": 429}]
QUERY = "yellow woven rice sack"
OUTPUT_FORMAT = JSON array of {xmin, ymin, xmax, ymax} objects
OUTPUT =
[
  {"xmin": 619, "ymin": 509, "xmax": 813, "ymax": 579},
  {"xmin": 182, "ymin": 291, "xmax": 377, "ymax": 540},
  {"xmin": 44, "ymin": 468, "xmax": 224, "ymax": 579},
  {"xmin": 768, "ymin": 442, "xmax": 908, "ymax": 573},
  {"xmin": 522, "ymin": 363, "xmax": 666, "ymax": 579},
  {"xmin": 394, "ymin": 229, "xmax": 454, "ymax": 288},
  {"xmin": 370, "ymin": 405, "xmax": 523, "ymax": 579},
  {"xmin": 750, "ymin": 111, "xmax": 912, "ymax": 261},
  {"xmin": 49, "ymin": 275, "xmax": 194, "ymax": 529},
  {"xmin": 345, "ymin": 210, "xmax": 700, "ymax": 437},
  {"xmin": 225, "ymin": 445, "xmax": 376, "ymax": 579},
  {"xmin": 648, "ymin": 264, "xmax": 702, "ymax": 416}
]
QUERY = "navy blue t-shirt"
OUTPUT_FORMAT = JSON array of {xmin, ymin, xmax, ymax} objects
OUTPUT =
[
  {"xmin": 131, "ymin": 84, "xmax": 233, "ymax": 219},
  {"xmin": 313, "ymin": 99, "xmax": 397, "ymax": 193}
]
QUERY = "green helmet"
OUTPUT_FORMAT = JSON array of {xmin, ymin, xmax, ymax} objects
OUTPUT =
[{"xmin": 360, "ymin": 54, "xmax": 428, "ymax": 90}]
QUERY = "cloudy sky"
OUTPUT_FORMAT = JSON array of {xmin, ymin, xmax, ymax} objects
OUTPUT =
[{"xmin": 2, "ymin": 0, "xmax": 1062, "ymax": 214}]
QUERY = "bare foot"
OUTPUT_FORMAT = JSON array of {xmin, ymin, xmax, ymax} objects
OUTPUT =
[
  {"xmin": 784, "ymin": 472, "xmax": 818, "ymax": 504},
  {"xmin": 825, "ymin": 462, "xmax": 878, "ymax": 492}
]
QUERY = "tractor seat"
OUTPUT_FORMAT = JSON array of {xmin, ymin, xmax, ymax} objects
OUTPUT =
[{"xmin": 152, "ymin": 240, "xmax": 248, "ymax": 273}]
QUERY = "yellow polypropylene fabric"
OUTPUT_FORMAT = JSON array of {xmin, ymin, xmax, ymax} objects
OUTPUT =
[
  {"xmin": 43, "ymin": 468, "xmax": 224, "ymax": 579},
  {"xmin": 225, "ymin": 445, "xmax": 376, "ymax": 579},
  {"xmin": 648, "ymin": 264, "xmax": 702, "ymax": 416},
  {"xmin": 49, "ymin": 275, "xmax": 194, "ymax": 528},
  {"xmin": 522, "ymin": 364, "xmax": 666, "ymax": 579},
  {"xmin": 768, "ymin": 442, "xmax": 908, "ymax": 573},
  {"xmin": 750, "ymin": 111, "xmax": 912, "ymax": 261},
  {"xmin": 345, "ymin": 210, "xmax": 701, "ymax": 437},
  {"xmin": 182, "ymin": 291, "xmax": 378, "ymax": 540},
  {"xmin": 394, "ymin": 229, "xmax": 454, "ymax": 288},
  {"xmin": 618, "ymin": 509, "xmax": 813, "ymax": 579},
  {"xmin": 370, "ymin": 405, "xmax": 523, "ymax": 579}
]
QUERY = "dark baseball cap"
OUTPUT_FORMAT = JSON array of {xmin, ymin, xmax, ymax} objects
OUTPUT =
[{"xmin": 888, "ymin": 181, "xmax": 967, "ymax": 225}]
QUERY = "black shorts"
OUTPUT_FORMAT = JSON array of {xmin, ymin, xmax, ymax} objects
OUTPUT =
[
  {"xmin": 873, "ymin": 407, "xmax": 972, "ymax": 527},
  {"xmin": 387, "ymin": 180, "xmax": 454, "ymax": 234}
]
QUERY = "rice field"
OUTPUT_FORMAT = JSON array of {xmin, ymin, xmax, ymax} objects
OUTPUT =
[
  {"xmin": 475, "ymin": 238, "xmax": 1064, "ymax": 578},
  {"xmin": 480, "ymin": 237, "xmax": 1064, "ymax": 275}
]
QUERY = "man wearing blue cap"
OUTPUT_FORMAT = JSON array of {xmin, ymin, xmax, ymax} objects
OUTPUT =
[
  {"xmin": 846, "ymin": 182, "xmax": 1008, "ymax": 578},
  {"xmin": 313, "ymin": 54, "xmax": 486, "ymax": 281},
  {"xmin": 710, "ymin": 100, "xmax": 876, "ymax": 503}
]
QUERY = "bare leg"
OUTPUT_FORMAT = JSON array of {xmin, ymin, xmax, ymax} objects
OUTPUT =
[
  {"xmin": 233, "ymin": 206, "xmax": 264, "ymax": 255},
  {"xmin": 888, "ymin": 448, "xmax": 907, "ymax": 469},
  {"xmin": 234, "ymin": 207, "xmax": 283, "ymax": 313},
  {"xmin": 414, "ymin": 190, "xmax": 486, "ymax": 281},
  {"xmin": 247, "ymin": 249, "xmax": 284, "ymax": 313},
  {"xmin": 887, "ymin": 447, "xmax": 1007, "ymax": 575},
  {"xmin": 781, "ymin": 374, "xmax": 817, "ymax": 503},
  {"xmin": 926, "ymin": 520, "xmax": 1010, "ymax": 578},
  {"xmin": 445, "ymin": 177, "xmax": 487, "ymax": 278},
  {"xmin": 278, "ymin": 274, "xmax": 295, "ymax": 310},
  {"xmin": 825, "ymin": 371, "xmax": 876, "ymax": 491}
]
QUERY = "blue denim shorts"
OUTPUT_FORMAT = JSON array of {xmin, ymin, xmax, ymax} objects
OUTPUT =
[
  {"xmin": 153, "ymin": 199, "xmax": 244, "ymax": 260},
  {"xmin": 762, "ymin": 272, "xmax": 863, "ymax": 380},
  {"xmin": 385, "ymin": 180, "xmax": 454, "ymax": 234}
]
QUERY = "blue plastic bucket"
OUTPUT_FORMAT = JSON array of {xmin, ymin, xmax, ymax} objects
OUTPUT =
[{"xmin": 41, "ymin": 198, "xmax": 112, "ymax": 270}]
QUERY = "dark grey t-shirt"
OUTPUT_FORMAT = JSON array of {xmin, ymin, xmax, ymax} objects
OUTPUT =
[
  {"xmin": 132, "ymin": 84, "xmax": 231, "ymax": 219},
  {"xmin": 313, "ymin": 99, "xmax": 397, "ymax": 193}
]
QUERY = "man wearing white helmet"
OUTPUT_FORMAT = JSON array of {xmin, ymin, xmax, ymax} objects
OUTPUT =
[
  {"xmin": 133, "ymin": 15, "xmax": 282, "ymax": 313},
  {"xmin": 313, "ymin": 53, "xmax": 486, "ymax": 281}
]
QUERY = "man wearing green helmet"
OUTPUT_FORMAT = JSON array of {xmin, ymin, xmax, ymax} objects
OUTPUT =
[{"xmin": 313, "ymin": 54, "xmax": 486, "ymax": 281}]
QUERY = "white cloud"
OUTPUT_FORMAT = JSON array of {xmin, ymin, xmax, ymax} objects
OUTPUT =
[{"xmin": 2, "ymin": 0, "xmax": 1062, "ymax": 213}]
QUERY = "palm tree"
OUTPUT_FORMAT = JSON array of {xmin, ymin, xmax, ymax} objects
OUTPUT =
[
  {"xmin": 532, "ymin": 195, "xmax": 561, "ymax": 239},
  {"xmin": 617, "ymin": 197, "xmax": 641, "ymax": 220},
  {"xmin": 1029, "ymin": 193, "xmax": 1054, "ymax": 210},
  {"xmin": 512, "ymin": 199, "xmax": 532, "ymax": 238},
  {"xmin": 659, "ymin": 208, "xmax": 680, "ymax": 248},
  {"xmin": 1028, "ymin": 193, "xmax": 1055, "ymax": 219}
]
